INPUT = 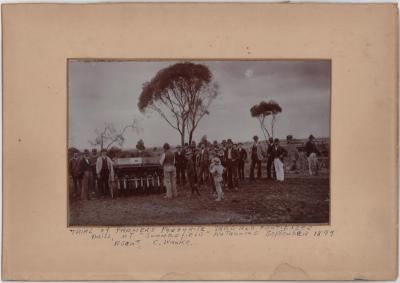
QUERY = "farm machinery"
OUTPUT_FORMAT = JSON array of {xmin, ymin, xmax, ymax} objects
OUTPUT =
[{"xmin": 112, "ymin": 157, "xmax": 165, "ymax": 197}]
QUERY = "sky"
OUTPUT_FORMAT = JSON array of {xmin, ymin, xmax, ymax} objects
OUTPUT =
[{"xmin": 68, "ymin": 60, "xmax": 330, "ymax": 150}]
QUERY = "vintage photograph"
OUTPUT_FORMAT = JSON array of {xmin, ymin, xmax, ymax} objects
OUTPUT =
[{"xmin": 68, "ymin": 60, "xmax": 330, "ymax": 226}]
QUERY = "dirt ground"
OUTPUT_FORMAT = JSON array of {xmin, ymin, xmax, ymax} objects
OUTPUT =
[{"xmin": 69, "ymin": 175, "xmax": 329, "ymax": 226}]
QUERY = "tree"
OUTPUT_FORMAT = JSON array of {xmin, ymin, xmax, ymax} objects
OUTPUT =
[
  {"xmin": 250, "ymin": 100, "xmax": 282, "ymax": 140},
  {"xmin": 88, "ymin": 119, "xmax": 141, "ymax": 150},
  {"xmin": 136, "ymin": 139, "xmax": 146, "ymax": 151},
  {"xmin": 138, "ymin": 62, "xmax": 219, "ymax": 146}
]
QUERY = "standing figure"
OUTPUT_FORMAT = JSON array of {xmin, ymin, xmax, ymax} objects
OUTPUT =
[
  {"xmin": 305, "ymin": 135, "xmax": 320, "ymax": 176},
  {"xmin": 69, "ymin": 152, "xmax": 81, "ymax": 197},
  {"xmin": 237, "ymin": 143, "xmax": 247, "ymax": 180},
  {"xmin": 221, "ymin": 140, "xmax": 228, "ymax": 184},
  {"xmin": 249, "ymin": 135, "xmax": 264, "ymax": 180},
  {"xmin": 209, "ymin": 157, "xmax": 225, "ymax": 201},
  {"xmin": 197, "ymin": 143, "xmax": 210, "ymax": 187},
  {"xmin": 266, "ymin": 137, "xmax": 276, "ymax": 179},
  {"xmin": 190, "ymin": 141, "xmax": 198, "ymax": 184},
  {"xmin": 297, "ymin": 148, "xmax": 308, "ymax": 174},
  {"xmin": 160, "ymin": 143, "xmax": 178, "ymax": 198},
  {"xmin": 225, "ymin": 139, "xmax": 239, "ymax": 191},
  {"xmin": 286, "ymin": 137, "xmax": 300, "ymax": 173},
  {"xmin": 96, "ymin": 149, "xmax": 115, "ymax": 198},
  {"xmin": 174, "ymin": 145, "xmax": 186, "ymax": 186},
  {"xmin": 78, "ymin": 149, "xmax": 92, "ymax": 200},
  {"xmin": 185, "ymin": 149, "xmax": 200, "ymax": 197},
  {"xmin": 89, "ymin": 148, "xmax": 98, "ymax": 196},
  {"xmin": 271, "ymin": 139, "xmax": 287, "ymax": 182},
  {"xmin": 216, "ymin": 148, "xmax": 226, "ymax": 191}
]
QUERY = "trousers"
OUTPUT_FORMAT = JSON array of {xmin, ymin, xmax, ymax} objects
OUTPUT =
[
  {"xmin": 308, "ymin": 153, "xmax": 319, "ymax": 175},
  {"xmin": 274, "ymin": 158, "xmax": 284, "ymax": 181},
  {"xmin": 164, "ymin": 166, "xmax": 178, "ymax": 198},
  {"xmin": 80, "ymin": 171, "xmax": 90, "ymax": 200}
]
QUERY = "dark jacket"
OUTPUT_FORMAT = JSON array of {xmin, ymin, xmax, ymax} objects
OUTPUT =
[
  {"xmin": 174, "ymin": 151, "xmax": 186, "ymax": 167},
  {"xmin": 198, "ymin": 149, "xmax": 210, "ymax": 165},
  {"xmin": 79, "ymin": 157, "xmax": 92, "ymax": 176},
  {"xmin": 267, "ymin": 142, "xmax": 274, "ymax": 159},
  {"xmin": 224, "ymin": 148, "xmax": 239, "ymax": 163},
  {"xmin": 270, "ymin": 145, "xmax": 287, "ymax": 162},
  {"xmin": 238, "ymin": 148, "xmax": 247, "ymax": 162},
  {"xmin": 305, "ymin": 141, "xmax": 319, "ymax": 157},
  {"xmin": 69, "ymin": 158, "xmax": 80, "ymax": 178},
  {"xmin": 186, "ymin": 158, "xmax": 196, "ymax": 176}
]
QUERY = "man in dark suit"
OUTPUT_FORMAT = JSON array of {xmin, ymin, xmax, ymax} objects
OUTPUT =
[
  {"xmin": 249, "ymin": 135, "xmax": 264, "ymax": 181},
  {"xmin": 69, "ymin": 152, "xmax": 81, "ymax": 198},
  {"xmin": 270, "ymin": 139, "xmax": 287, "ymax": 181},
  {"xmin": 175, "ymin": 145, "xmax": 186, "ymax": 186},
  {"xmin": 266, "ymin": 137, "xmax": 276, "ymax": 179},
  {"xmin": 197, "ymin": 143, "xmax": 210, "ymax": 186},
  {"xmin": 237, "ymin": 143, "xmax": 247, "ymax": 180},
  {"xmin": 225, "ymin": 139, "xmax": 239, "ymax": 190},
  {"xmin": 78, "ymin": 149, "xmax": 92, "ymax": 200},
  {"xmin": 305, "ymin": 135, "xmax": 320, "ymax": 175}
]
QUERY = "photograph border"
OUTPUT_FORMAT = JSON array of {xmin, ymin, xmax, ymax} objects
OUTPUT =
[{"xmin": 66, "ymin": 57, "xmax": 332, "ymax": 227}]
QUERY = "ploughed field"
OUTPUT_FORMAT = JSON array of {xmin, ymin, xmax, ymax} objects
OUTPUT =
[{"xmin": 69, "ymin": 175, "xmax": 329, "ymax": 226}]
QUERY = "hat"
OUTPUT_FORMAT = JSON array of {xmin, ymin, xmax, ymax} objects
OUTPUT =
[
  {"xmin": 253, "ymin": 135, "xmax": 259, "ymax": 141},
  {"xmin": 227, "ymin": 139, "xmax": 233, "ymax": 144},
  {"xmin": 309, "ymin": 135, "xmax": 315, "ymax": 140},
  {"xmin": 83, "ymin": 149, "xmax": 90, "ymax": 154}
]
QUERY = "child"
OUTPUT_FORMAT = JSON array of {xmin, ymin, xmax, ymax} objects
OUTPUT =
[
  {"xmin": 185, "ymin": 149, "xmax": 200, "ymax": 197},
  {"xmin": 209, "ymin": 157, "xmax": 225, "ymax": 201}
]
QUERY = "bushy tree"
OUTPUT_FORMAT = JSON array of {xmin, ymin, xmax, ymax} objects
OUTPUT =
[
  {"xmin": 138, "ymin": 62, "xmax": 219, "ymax": 145},
  {"xmin": 250, "ymin": 100, "xmax": 282, "ymax": 140}
]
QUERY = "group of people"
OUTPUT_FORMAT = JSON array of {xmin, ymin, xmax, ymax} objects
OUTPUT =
[
  {"xmin": 160, "ymin": 139, "xmax": 248, "ymax": 201},
  {"xmin": 159, "ymin": 134, "xmax": 321, "ymax": 202},
  {"xmin": 69, "ymin": 134, "xmax": 322, "ymax": 202},
  {"xmin": 69, "ymin": 148, "xmax": 115, "ymax": 200}
]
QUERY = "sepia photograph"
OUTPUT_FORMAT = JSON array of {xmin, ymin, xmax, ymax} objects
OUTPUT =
[{"xmin": 68, "ymin": 59, "xmax": 331, "ymax": 226}]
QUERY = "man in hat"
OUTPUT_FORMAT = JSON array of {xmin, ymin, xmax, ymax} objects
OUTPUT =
[
  {"xmin": 197, "ymin": 143, "xmax": 210, "ymax": 187},
  {"xmin": 225, "ymin": 139, "xmax": 239, "ymax": 190},
  {"xmin": 266, "ymin": 137, "xmax": 276, "ymax": 179},
  {"xmin": 174, "ymin": 145, "xmax": 186, "ymax": 186},
  {"xmin": 96, "ymin": 149, "xmax": 115, "ymax": 197},
  {"xmin": 305, "ymin": 135, "xmax": 320, "ymax": 175},
  {"xmin": 89, "ymin": 148, "xmax": 98, "ymax": 196},
  {"xmin": 286, "ymin": 135, "xmax": 300, "ymax": 173},
  {"xmin": 249, "ymin": 135, "xmax": 264, "ymax": 181},
  {"xmin": 185, "ymin": 148, "xmax": 200, "ymax": 197},
  {"xmin": 270, "ymin": 139, "xmax": 287, "ymax": 182},
  {"xmin": 69, "ymin": 152, "xmax": 81, "ymax": 198},
  {"xmin": 160, "ymin": 143, "xmax": 178, "ymax": 199},
  {"xmin": 237, "ymin": 143, "xmax": 247, "ymax": 180},
  {"xmin": 78, "ymin": 149, "xmax": 92, "ymax": 200}
]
